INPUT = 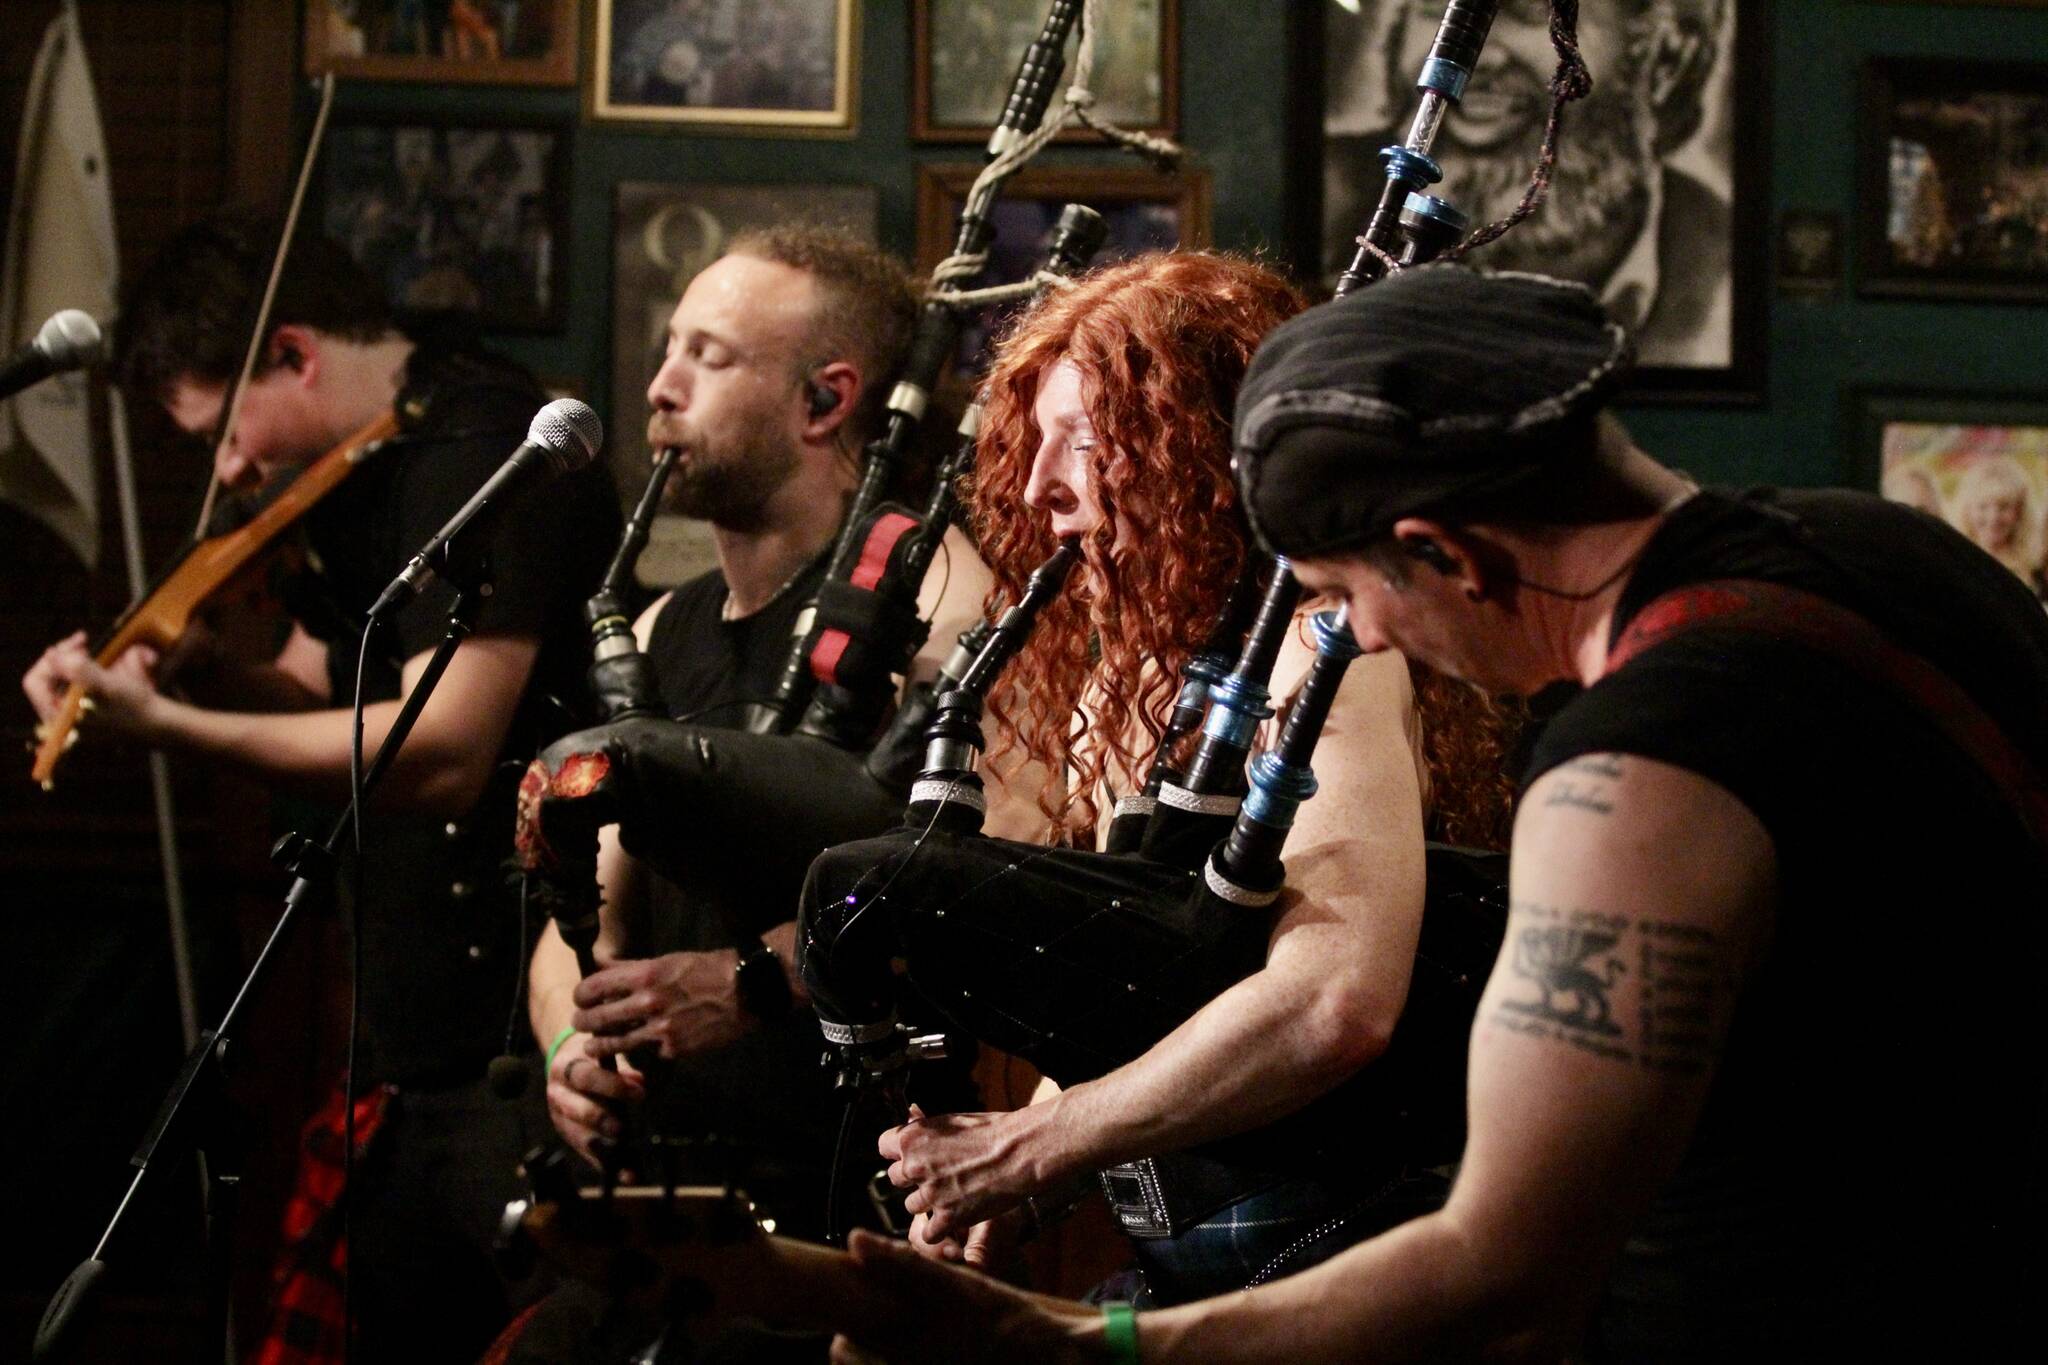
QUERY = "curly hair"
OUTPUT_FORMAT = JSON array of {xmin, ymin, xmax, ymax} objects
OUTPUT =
[
  {"xmin": 1408, "ymin": 664, "xmax": 1526, "ymax": 852},
  {"xmin": 966, "ymin": 252, "xmax": 1309, "ymax": 837}
]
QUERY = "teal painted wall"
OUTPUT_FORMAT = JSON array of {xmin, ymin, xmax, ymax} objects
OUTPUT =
[{"xmin": 335, "ymin": 1, "xmax": 2048, "ymax": 494}]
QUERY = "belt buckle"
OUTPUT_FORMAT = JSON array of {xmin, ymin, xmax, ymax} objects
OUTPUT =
[{"xmin": 1098, "ymin": 1159, "xmax": 1173, "ymax": 1239}]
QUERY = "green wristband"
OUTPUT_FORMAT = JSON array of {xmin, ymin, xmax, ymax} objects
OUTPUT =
[
  {"xmin": 1101, "ymin": 1303, "xmax": 1139, "ymax": 1364},
  {"xmin": 543, "ymin": 1024, "xmax": 577, "ymax": 1077}
]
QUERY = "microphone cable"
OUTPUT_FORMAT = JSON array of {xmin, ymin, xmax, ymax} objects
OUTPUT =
[{"xmin": 340, "ymin": 620, "xmax": 375, "ymax": 1365}]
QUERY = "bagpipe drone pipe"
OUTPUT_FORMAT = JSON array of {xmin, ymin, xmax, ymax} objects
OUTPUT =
[
  {"xmin": 799, "ymin": 0, "xmax": 1591, "ymax": 1237},
  {"xmin": 747, "ymin": 0, "xmax": 1101, "ymax": 748}
]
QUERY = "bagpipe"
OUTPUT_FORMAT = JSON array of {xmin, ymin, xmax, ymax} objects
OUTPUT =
[{"xmin": 799, "ymin": 0, "xmax": 1591, "ymax": 1242}]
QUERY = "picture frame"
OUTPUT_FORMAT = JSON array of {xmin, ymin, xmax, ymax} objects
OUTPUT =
[
  {"xmin": 1856, "ymin": 57, "xmax": 2048, "ymax": 303},
  {"xmin": 321, "ymin": 114, "xmax": 571, "ymax": 333},
  {"xmin": 590, "ymin": 0, "xmax": 859, "ymax": 134},
  {"xmin": 913, "ymin": 163, "xmax": 1210, "ymax": 371},
  {"xmin": 1319, "ymin": 0, "xmax": 1770, "ymax": 404},
  {"xmin": 302, "ymin": 0, "xmax": 579, "ymax": 86},
  {"xmin": 912, "ymin": 0, "xmax": 1178, "ymax": 143},
  {"xmin": 611, "ymin": 181, "xmax": 880, "ymax": 587},
  {"xmin": 1852, "ymin": 389, "xmax": 2048, "ymax": 607}
]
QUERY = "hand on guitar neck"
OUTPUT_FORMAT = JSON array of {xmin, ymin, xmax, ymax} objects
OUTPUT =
[{"xmin": 21, "ymin": 408, "xmax": 397, "ymax": 789}]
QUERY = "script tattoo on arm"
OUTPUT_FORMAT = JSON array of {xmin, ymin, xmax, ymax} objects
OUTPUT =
[
  {"xmin": 1541, "ymin": 754, "xmax": 1627, "ymax": 816},
  {"xmin": 1491, "ymin": 900, "xmax": 1726, "ymax": 1075}
]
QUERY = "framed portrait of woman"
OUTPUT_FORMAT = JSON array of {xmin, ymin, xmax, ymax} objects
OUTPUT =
[{"xmin": 1856, "ymin": 390, "xmax": 2048, "ymax": 607}]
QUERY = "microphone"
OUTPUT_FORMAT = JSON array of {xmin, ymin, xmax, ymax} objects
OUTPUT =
[
  {"xmin": 0, "ymin": 310, "xmax": 103, "ymax": 402},
  {"xmin": 370, "ymin": 398, "xmax": 603, "ymax": 619}
]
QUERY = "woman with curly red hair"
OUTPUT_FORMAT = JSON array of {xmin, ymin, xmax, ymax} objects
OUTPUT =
[{"xmin": 801, "ymin": 250, "xmax": 1512, "ymax": 1305}]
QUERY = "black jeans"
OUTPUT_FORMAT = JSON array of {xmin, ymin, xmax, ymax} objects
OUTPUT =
[{"xmin": 348, "ymin": 1066, "xmax": 552, "ymax": 1362}]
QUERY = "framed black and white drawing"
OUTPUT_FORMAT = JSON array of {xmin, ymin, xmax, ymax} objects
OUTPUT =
[
  {"xmin": 591, "ymin": 0, "xmax": 858, "ymax": 132},
  {"xmin": 1858, "ymin": 58, "xmax": 2048, "ymax": 303},
  {"xmin": 322, "ymin": 115, "xmax": 569, "ymax": 332},
  {"xmin": 912, "ymin": 0, "xmax": 1178, "ymax": 142},
  {"xmin": 1321, "ymin": 0, "xmax": 1769, "ymax": 401},
  {"xmin": 611, "ymin": 182, "xmax": 878, "ymax": 585}
]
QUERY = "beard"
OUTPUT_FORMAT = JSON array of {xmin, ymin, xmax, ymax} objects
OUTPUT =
[
  {"xmin": 1426, "ymin": 49, "xmax": 1660, "ymax": 283},
  {"xmin": 650, "ymin": 420, "xmax": 800, "ymax": 531}
]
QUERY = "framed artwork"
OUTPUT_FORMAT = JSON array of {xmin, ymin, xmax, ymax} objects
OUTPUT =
[
  {"xmin": 611, "ymin": 181, "xmax": 879, "ymax": 586},
  {"xmin": 1857, "ymin": 58, "xmax": 2048, "ymax": 303},
  {"xmin": 1855, "ymin": 390, "xmax": 2048, "ymax": 606},
  {"xmin": 914, "ymin": 163, "xmax": 1210, "ymax": 371},
  {"xmin": 322, "ymin": 115, "xmax": 569, "ymax": 332},
  {"xmin": 1321, "ymin": 0, "xmax": 1770, "ymax": 403},
  {"xmin": 912, "ymin": 0, "xmax": 1178, "ymax": 142},
  {"xmin": 590, "ymin": 0, "xmax": 859, "ymax": 133},
  {"xmin": 302, "ymin": 0, "xmax": 579, "ymax": 86}
]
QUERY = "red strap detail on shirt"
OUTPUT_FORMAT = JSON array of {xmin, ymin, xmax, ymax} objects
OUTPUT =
[
  {"xmin": 1608, "ymin": 579, "xmax": 2048, "ymax": 856},
  {"xmin": 810, "ymin": 511, "xmax": 919, "ymax": 686}
]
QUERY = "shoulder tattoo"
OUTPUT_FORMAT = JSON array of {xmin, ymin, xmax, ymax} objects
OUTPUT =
[{"xmin": 1490, "ymin": 899, "xmax": 1727, "ymax": 1075}]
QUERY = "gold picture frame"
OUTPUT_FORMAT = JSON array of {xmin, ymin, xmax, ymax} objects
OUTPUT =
[
  {"xmin": 589, "ymin": 0, "xmax": 860, "ymax": 135},
  {"xmin": 302, "ymin": 0, "xmax": 580, "ymax": 87}
]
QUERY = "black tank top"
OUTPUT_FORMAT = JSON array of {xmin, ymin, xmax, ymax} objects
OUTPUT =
[{"xmin": 1527, "ymin": 488, "xmax": 2048, "ymax": 1360}]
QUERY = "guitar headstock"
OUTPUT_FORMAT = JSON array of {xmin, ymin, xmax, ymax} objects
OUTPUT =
[{"xmin": 29, "ymin": 686, "xmax": 90, "ymax": 790}]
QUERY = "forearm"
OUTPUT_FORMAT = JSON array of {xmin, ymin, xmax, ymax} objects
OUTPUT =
[
  {"xmin": 137, "ymin": 693, "xmax": 479, "ymax": 812},
  {"xmin": 529, "ymin": 921, "xmax": 583, "ymax": 1047},
  {"xmin": 1133, "ymin": 1206, "xmax": 1561, "ymax": 1364},
  {"xmin": 1025, "ymin": 924, "xmax": 1389, "ymax": 1177}
]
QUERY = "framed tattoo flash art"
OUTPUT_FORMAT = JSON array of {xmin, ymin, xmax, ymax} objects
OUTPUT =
[
  {"xmin": 1320, "ymin": 0, "xmax": 1770, "ymax": 402},
  {"xmin": 913, "ymin": 0, "xmax": 1179, "ymax": 142},
  {"xmin": 1857, "ymin": 58, "xmax": 2048, "ymax": 303},
  {"xmin": 322, "ymin": 115, "xmax": 569, "ymax": 332},
  {"xmin": 1855, "ymin": 391, "xmax": 2048, "ymax": 608},
  {"xmin": 302, "ymin": 0, "xmax": 579, "ymax": 86},
  {"xmin": 590, "ymin": 0, "xmax": 859, "ymax": 132},
  {"xmin": 611, "ymin": 182, "xmax": 879, "ymax": 586},
  {"xmin": 914, "ymin": 164, "xmax": 1210, "ymax": 371}
]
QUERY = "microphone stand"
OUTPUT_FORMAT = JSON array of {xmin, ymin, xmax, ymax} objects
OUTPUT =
[{"xmin": 34, "ymin": 569, "xmax": 494, "ymax": 1364}]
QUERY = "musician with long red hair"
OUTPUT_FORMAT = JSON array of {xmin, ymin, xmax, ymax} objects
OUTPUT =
[{"xmin": 800, "ymin": 250, "xmax": 1519, "ymax": 1304}]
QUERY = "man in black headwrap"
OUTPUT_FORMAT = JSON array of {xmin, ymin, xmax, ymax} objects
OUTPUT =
[{"xmin": 819, "ymin": 264, "xmax": 2048, "ymax": 1362}]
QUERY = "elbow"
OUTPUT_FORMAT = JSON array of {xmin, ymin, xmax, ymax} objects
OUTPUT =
[{"xmin": 1298, "ymin": 978, "xmax": 1400, "ymax": 1081}]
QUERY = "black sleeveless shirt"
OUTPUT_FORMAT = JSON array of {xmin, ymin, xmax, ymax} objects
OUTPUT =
[{"xmin": 1525, "ymin": 488, "xmax": 2048, "ymax": 1360}]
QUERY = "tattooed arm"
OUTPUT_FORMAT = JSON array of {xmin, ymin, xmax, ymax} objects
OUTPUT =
[{"xmin": 826, "ymin": 752, "xmax": 1780, "ymax": 1364}]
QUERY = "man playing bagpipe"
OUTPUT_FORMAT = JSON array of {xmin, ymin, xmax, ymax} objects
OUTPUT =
[
  {"xmin": 798, "ymin": 251, "xmax": 1524, "ymax": 1306},
  {"xmin": 523, "ymin": 227, "xmax": 1000, "ymax": 1232},
  {"xmin": 816, "ymin": 265, "xmax": 2048, "ymax": 1361}
]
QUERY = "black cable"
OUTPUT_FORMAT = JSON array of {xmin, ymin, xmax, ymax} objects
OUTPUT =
[
  {"xmin": 341, "ymin": 620, "xmax": 374, "ymax": 1365},
  {"xmin": 824, "ymin": 1095, "xmax": 860, "ymax": 1248},
  {"xmin": 505, "ymin": 878, "xmax": 531, "ymax": 1055}
]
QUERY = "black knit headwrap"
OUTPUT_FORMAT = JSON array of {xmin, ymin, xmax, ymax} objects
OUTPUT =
[{"xmin": 1232, "ymin": 265, "xmax": 1633, "ymax": 559}]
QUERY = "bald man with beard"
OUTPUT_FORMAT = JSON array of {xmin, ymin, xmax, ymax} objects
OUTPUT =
[{"xmin": 1324, "ymin": 0, "xmax": 1731, "ymax": 367}]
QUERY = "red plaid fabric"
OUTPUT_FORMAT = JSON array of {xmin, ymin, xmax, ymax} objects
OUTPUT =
[{"xmin": 250, "ymin": 1081, "xmax": 395, "ymax": 1365}]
